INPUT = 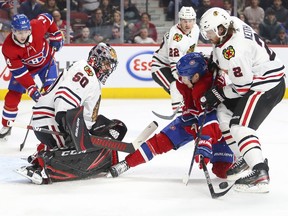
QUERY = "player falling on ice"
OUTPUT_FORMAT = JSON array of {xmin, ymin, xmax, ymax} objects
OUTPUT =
[
  {"xmin": 151, "ymin": 6, "xmax": 199, "ymax": 113},
  {"xmin": 200, "ymin": 7, "xmax": 286, "ymax": 193},
  {"xmin": 108, "ymin": 52, "xmax": 234, "ymax": 179},
  {"xmin": 15, "ymin": 43, "xmax": 129, "ymax": 184},
  {"xmin": 0, "ymin": 13, "xmax": 64, "ymax": 140}
]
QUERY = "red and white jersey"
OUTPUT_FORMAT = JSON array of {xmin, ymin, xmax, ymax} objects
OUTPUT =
[
  {"xmin": 2, "ymin": 13, "xmax": 59, "ymax": 88},
  {"xmin": 213, "ymin": 17, "xmax": 285, "ymax": 98},
  {"xmin": 152, "ymin": 23, "xmax": 199, "ymax": 74},
  {"xmin": 32, "ymin": 60, "xmax": 101, "ymax": 130}
]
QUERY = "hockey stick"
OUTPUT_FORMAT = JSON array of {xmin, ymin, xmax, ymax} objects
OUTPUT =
[
  {"xmin": 200, "ymin": 156, "xmax": 234, "ymax": 199},
  {"xmin": 152, "ymin": 101, "xmax": 184, "ymax": 120},
  {"xmin": 19, "ymin": 116, "xmax": 33, "ymax": 151},
  {"xmin": 19, "ymin": 48, "xmax": 56, "ymax": 151},
  {"xmin": 9, "ymin": 120, "xmax": 158, "ymax": 153},
  {"xmin": 182, "ymin": 70, "xmax": 218, "ymax": 185},
  {"xmin": 182, "ymin": 108, "xmax": 207, "ymax": 185}
]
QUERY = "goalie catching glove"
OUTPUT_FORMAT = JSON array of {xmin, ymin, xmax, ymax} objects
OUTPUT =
[{"xmin": 201, "ymin": 86, "xmax": 225, "ymax": 108}]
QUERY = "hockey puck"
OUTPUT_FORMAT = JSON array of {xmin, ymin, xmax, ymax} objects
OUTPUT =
[{"xmin": 219, "ymin": 182, "xmax": 228, "ymax": 189}]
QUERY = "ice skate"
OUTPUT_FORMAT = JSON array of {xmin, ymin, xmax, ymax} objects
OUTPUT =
[
  {"xmin": 0, "ymin": 126, "xmax": 12, "ymax": 141},
  {"xmin": 226, "ymin": 157, "xmax": 249, "ymax": 180},
  {"xmin": 234, "ymin": 159, "xmax": 269, "ymax": 193},
  {"xmin": 15, "ymin": 165, "xmax": 50, "ymax": 185},
  {"xmin": 107, "ymin": 160, "xmax": 130, "ymax": 178}
]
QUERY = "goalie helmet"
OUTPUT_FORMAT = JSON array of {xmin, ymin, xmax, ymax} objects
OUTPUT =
[
  {"xmin": 176, "ymin": 52, "xmax": 207, "ymax": 79},
  {"xmin": 88, "ymin": 43, "xmax": 118, "ymax": 85},
  {"xmin": 11, "ymin": 14, "xmax": 31, "ymax": 31},
  {"xmin": 200, "ymin": 7, "xmax": 231, "ymax": 40},
  {"xmin": 178, "ymin": 6, "xmax": 196, "ymax": 20}
]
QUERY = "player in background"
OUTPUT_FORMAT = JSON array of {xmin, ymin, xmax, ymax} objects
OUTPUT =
[
  {"xmin": 151, "ymin": 6, "xmax": 199, "ymax": 113},
  {"xmin": 0, "ymin": 0, "xmax": 13, "ymax": 9},
  {"xmin": 0, "ymin": 13, "xmax": 64, "ymax": 139},
  {"xmin": 199, "ymin": 7, "xmax": 286, "ymax": 193},
  {"xmin": 108, "ymin": 52, "xmax": 234, "ymax": 179},
  {"xmin": 15, "ymin": 43, "xmax": 128, "ymax": 184}
]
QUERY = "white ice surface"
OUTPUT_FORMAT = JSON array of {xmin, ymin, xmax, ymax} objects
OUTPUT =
[{"xmin": 0, "ymin": 99, "xmax": 288, "ymax": 216}]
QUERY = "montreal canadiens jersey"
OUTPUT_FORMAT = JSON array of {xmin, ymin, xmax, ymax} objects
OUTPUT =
[
  {"xmin": 152, "ymin": 23, "xmax": 200, "ymax": 74},
  {"xmin": 2, "ymin": 13, "xmax": 58, "ymax": 79},
  {"xmin": 32, "ymin": 60, "xmax": 101, "ymax": 130},
  {"xmin": 213, "ymin": 17, "xmax": 285, "ymax": 98}
]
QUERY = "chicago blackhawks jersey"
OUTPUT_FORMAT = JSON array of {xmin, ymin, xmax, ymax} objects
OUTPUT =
[
  {"xmin": 212, "ymin": 17, "xmax": 285, "ymax": 98},
  {"xmin": 32, "ymin": 60, "xmax": 101, "ymax": 133},
  {"xmin": 152, "ymin": 23, "xmax": 200, "ymax": 75}
]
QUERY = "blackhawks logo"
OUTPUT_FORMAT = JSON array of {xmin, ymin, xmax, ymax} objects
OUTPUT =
[
  {"xmin": 84, "ymin": 65, "xmax": 93, "ymax": 76},
  {"xmin": 222, "ymin": 45, "xmax": 235, "ymax": 60},
  {"xmin": 173, "ymin": 33, "xmax": 183, "ymax": 42}
]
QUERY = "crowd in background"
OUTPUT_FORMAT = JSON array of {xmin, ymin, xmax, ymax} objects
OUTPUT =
[{"xmin": 0, "ymin": 0, "xmax": 288, "ymax": 45}]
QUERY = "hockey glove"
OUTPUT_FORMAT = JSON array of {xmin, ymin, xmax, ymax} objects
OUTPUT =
[
  {"xmin": 194, "ymin": 137, "xmax": 213, "ymax": 169},
  {"xmin": 27, "ymin": 85, "xmax": 42, "ymax": 102},
  {"xmin": 201, "ymin": 86, "xmax": 225, "ymax": 108},
  {"xmin": 49, "ymin": 30, "xmax": 64, "ymax": 51}
]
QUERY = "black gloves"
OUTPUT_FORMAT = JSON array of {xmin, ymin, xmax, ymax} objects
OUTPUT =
[{"xmin": 201, "ymin": 86, "xmax": 225, "ymax": 108}]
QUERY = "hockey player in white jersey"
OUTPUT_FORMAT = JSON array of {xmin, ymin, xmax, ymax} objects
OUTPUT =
[
  {"xmin": 16, "ymin": 43, "xmax": 128, "ymax": 184},
  {"xmin": 199, "ymin": 7, "xmax": 286, "ymax": 193},
  {"xmin": 151, "ymin": 6, "xmax": 199, "ymax": 112}
]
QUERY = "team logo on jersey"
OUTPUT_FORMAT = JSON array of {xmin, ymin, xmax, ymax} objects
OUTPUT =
[
  {"xmin": 186, "ymin": 44, "xmax": 196, "ymax": 53},
  {"xmin": 84, "ymin": 65, "xmax": 93, "ymax": 76},
  {"xmin": 222, "ymin": 45, "xmax": 235, "ymax": 60},
  {"xmin": 173, "ymin": 33, "xmax": 183, "ymax": 42}
]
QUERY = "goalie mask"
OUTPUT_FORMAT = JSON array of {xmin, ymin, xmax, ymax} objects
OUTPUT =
[{"xmin": 88, "ymin": 43, "xmax": 118, "ymax": 85}]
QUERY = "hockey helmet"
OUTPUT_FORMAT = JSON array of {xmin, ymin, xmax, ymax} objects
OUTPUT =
[
  {"xmin": 178, "ymin": 6, "xmax": 196, "ymax": 20},
  {"xmin": 176, "ymin": 52, "xmax": 207, "ymax": 79},
  {"xmin": 11, "ymin": 14, "xmax": 31, "ymax": 31},
  {"xmin": 200, "ymin": 7, "xmax": 231, "ymax": 40},
  {"xmin": 88, "ymin": 43, "xmax": 118, "ymax": 85}
]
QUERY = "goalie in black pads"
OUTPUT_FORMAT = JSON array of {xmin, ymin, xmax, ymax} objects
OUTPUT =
[{"xmin": 16, "ymin": 43, "xmax": 128, "ymax": 184}]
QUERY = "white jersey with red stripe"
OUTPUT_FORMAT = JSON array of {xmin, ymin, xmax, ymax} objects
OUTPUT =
[
  {"xmin": 152, "ymin": 23, "xmax": 199, "ymax": 75},
  {"xmin": 32, "ymin": 59, "xmax": 101, "ymax": 130},
  {"xmin": 213, "ymin": 17, "xmax": 285, "ymax": 98}
]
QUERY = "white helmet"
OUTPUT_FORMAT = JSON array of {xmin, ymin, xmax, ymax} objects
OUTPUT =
[
  {"xmin": 178, "ymin": 6, "xmax": 196, "ymax": 20},
  {"xmin": 200, "ymin": 7, "xmax": 231, "ymax": 40}
]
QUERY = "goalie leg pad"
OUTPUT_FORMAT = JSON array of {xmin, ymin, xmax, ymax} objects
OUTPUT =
[{"xmin": 34, "ymin": 147, "xmax": 116, "ymax": 183}]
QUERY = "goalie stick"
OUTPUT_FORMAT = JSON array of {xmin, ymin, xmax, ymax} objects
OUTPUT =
[
  {"xmin": 200, "ymin": 157, "xmax": 234, "ymax": 199},
  {"xmin": 9, "ymin": 120, "xmax": 158, "ymax": 153},
  {"xmin": 152, "ymin": 101, "xmax": 184, "ymax": 120}
]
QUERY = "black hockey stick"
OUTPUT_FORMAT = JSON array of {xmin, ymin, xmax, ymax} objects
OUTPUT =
[
  {"xmin": 10, "ymin": 120, "xmax": 158, "ymax": 153},
  {"xmin": 182, "ymin": 70, "xmax": 218, "ymax": 185},
  {"xmin": 200, "ymin": 157, "xmax": 234, "ymax": 199},
  {"xmin": 19, "ymin": 116, "xmax": 33, "ymax": 151},
  {"xmin": 19, "ymin": 48, "xmax": 56, "ymax": 151},
  {"xmin": 182, "ymin": 107, "xmax": 207, "ymax": 185},
  {"xmin": 152, "ymin": 101, "xmax": 184, "ymax": 120}
]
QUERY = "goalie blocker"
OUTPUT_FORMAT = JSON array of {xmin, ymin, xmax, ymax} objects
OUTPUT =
[{"xmin": 17, "ymin": 113, "xmax": 128, "ymax": 184}]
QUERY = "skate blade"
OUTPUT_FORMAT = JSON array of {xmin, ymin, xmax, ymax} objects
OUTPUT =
[
  {"xmin": 15, "ymin": 166, "xmax": 43, "ymax": 185},
  {"xmin": 234, "ymin": 183, "xmax": 269, "ymax": 193}
]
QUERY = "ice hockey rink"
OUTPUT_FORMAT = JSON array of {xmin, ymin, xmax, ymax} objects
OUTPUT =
[{"xmin": 0, "ymin": 99, "xmax": 287, "ymax": 216}]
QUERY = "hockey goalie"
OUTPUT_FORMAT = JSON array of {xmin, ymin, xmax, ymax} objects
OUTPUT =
[{"xmin": 16, "ymin": 43, "xmax": 128, "ymax": 184}]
